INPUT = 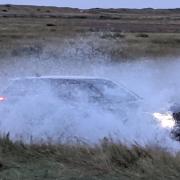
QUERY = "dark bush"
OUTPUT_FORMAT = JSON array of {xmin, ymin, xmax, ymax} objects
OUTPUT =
[
  {"xmin": 2, "ymin": 9, "xmax": 8, "ymax": 12},
  {"xmin": 136, "ymin": 33, "xmax": 149, "ymax": 38},
  {"xmin": 46, "ymin": 23, "xmax": 56, "ymax": 27}
]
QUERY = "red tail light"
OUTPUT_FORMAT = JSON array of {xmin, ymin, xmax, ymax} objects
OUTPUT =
[{"xmin": 0, "ymin": 96, "xmax": 5, "ymax": 102}]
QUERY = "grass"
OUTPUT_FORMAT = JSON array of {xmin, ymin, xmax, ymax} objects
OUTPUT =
[
  {"xmin": 1, "ymin": 32, "xmax": 180, "ymax": 62},
  {"xmin": 0, "ymin": 135, "xmax": 180, "ymax": 179},
  {"xmin": 0, "ymin": 5, "xmax": 180, "ymax": 60}
]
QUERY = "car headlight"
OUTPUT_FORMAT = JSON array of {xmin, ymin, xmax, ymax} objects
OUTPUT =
[{"xmin": 153, "ymin": 112, "xmax": 175, "ymax": 129}]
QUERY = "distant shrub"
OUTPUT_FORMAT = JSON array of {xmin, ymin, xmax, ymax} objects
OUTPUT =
[
  {"xmin": 136, "ymin": 33, "xmax": 149, "ymax": 38},
  {"xmin": 99, "ymin": 15, "xmax": 120, "ymax": 20},
  {"xmin": 46, "ymin": 23, "xmax": 56, "ymax": 27},
  {"xmin": 2, "ymin": 9, "xmax": 8, "ymax": 12}
]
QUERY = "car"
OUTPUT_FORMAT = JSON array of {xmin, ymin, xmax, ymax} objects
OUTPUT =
[
  {"xmin": 0, "ymin": 76, "xmax": 140, "ymax": 113},
  {"xmin": 0, "ymin": 76, "xmax": 141, "ymax": 140}
]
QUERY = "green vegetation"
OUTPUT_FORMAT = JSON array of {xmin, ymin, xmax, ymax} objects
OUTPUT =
[{"xmin": 0, "ymin": 136, "xmax": 179, "ymax": 179}]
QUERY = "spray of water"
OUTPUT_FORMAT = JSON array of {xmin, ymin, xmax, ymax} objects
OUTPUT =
[{"xmin": 0, "ymin": 42, "xmax": 180, "ymax": 151}]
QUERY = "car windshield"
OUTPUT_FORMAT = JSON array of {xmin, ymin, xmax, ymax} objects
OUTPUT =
[{"xmin": 3, "ymin": 78, "xmax": 137, "ymax": 102}]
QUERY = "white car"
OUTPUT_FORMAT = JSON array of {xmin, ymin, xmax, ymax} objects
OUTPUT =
[
  {"xmin": 0, "ymin": 76, "xmax": 140, "ymax": 101},
  {"xmin": 0, "ymin": 76, "xmax": 141, "ymax": 125},
  {"xmin": 0, "ymin": 76, "xmax": 144, "ymax": 142},
  {"xmin": 0, "ymin": 77, "xmax": 140, "ymax": 133}
]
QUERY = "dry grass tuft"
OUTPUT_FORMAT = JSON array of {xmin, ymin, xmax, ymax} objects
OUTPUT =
[{"xmin": 0, "ymin": 135, "xmax": 180, "ymax": 179}]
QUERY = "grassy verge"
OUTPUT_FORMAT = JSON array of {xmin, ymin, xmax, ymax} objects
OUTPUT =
[
  {"xmin": 0, "ymin": 136, "xmax": 180, "ymax": 179},
  {"xmin": 1, "ymin": 32, "xmax": 180, "ymax": 61}
]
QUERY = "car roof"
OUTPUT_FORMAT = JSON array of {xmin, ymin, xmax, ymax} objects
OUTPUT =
[
  {"xmin": 9, "ymin": 76, "xmax": 141, "ymax": 100},
  {"xmin": 10, "ymin": 76, "xmax": 118, "ymax": 87},
  {"xmin": 11, "ymin": 76, "xmax": 114, "ymax": 82}
]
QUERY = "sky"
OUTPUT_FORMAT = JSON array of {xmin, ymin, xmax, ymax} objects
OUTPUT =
[{"xmin": 0, "ymin": 0, "xmax": 180, "ymax": 9}]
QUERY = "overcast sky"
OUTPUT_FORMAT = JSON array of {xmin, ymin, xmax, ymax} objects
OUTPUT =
[{"xmin": 0, "ymin": 0, "xmax": 180, "ymax": 9}]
